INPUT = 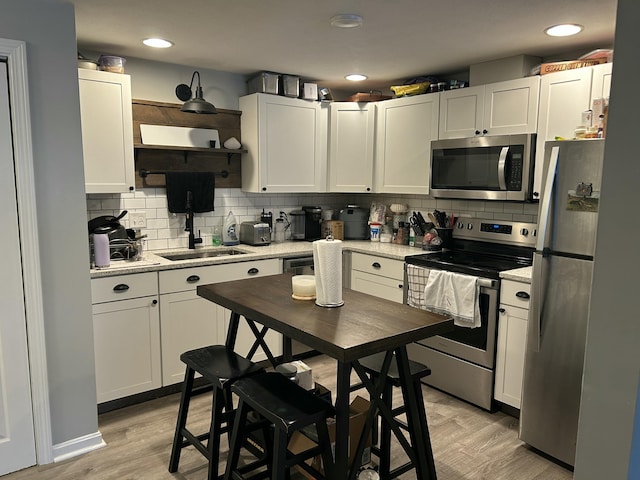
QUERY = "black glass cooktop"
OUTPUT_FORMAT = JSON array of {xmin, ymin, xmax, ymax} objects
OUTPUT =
[{"xmin": 405, "ymin": 243, "xmax": 533, "ymax": 279}]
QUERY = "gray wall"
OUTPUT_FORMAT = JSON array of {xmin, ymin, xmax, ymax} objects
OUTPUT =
[
  {"xmin": 3, "ymin": 0, "xmax": 98, "ymax": 446},
  {"xmin": 575, "ymin": 0, "xmax": 640, "ymax": 477}
]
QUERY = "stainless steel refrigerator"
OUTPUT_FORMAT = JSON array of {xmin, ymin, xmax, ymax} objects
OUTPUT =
[{"xmin": 519, "ymin": 139, "xmax": 605, "ymax": 467}]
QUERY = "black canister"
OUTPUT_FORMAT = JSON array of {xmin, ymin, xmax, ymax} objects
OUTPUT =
[
  {"xmin": 302, "ymin": 206, "xmax": 322, "ymax": 241},
  {"xmin": 260, "ymin": 209, "xmax": 273, "ymax": 238}
]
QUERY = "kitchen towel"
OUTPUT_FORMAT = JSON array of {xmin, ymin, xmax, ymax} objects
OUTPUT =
[
  {"xmin": 312, "ymin": 238, "xmax": 343, "ymax": 307},
  {"xmin": 165, "ymin": 172, "xmax": 215, "ymax": 213},
  {"xmin": 424, "ymin": 270, "xmax": 480, "ymax": 328},
  {"xmin": 406, "ymin": 264, "xmax": 430, "ymax": 309}
]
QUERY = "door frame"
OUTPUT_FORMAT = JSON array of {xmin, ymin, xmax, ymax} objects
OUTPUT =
[{"xmin": 1, "ymin": 38, "xmax": 53, "ymax": 464}]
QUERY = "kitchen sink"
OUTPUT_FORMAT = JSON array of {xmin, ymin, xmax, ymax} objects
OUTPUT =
[{"xmin": 159, "ymin": 248, "xmax": 248, "ymax": 261}]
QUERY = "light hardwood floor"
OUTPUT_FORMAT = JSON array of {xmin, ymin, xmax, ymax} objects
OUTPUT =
[{"xmin": 4, "ymin": 355, "xmax": 573, "ymax": 480}]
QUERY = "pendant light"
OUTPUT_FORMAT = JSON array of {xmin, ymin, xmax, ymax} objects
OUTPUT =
[{"xmin": 175, "ymin": 71, "xmax": 217, "ymax": 114}]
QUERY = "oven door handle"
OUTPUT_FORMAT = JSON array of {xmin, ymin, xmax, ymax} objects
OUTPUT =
[{"xmin": 497, "ymin": 146, "xmax": 509, "ymax": 190}]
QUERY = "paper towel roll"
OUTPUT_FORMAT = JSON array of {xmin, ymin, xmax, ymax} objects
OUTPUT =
[{"xmin": 313, "ymin": 238, "xmax": 343, "ymax": 307}]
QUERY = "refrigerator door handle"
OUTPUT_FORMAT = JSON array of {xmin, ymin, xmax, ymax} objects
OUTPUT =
[
  {"xmin": 529, "ymin": 253, "xmax": 546, "ymax": 352},
  {"xmin": 497, "ymin": 147, "xmax": 509, "ymax": 190},
  {"xmin": 536, "ymin": 145, "xmax": 560, "ymax": 251}
]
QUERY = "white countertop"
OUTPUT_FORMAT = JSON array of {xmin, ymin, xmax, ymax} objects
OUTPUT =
[
  {"xmin": 91, "ymin": 240, "xmax": 534, "ymax": 282},
  {"xmin": 499, "ymin": 266, "xmax": 533, "ymax": 283},
  {"xmin": 90, "ymin": 240, "xmax": 427, "ymax": 278}
]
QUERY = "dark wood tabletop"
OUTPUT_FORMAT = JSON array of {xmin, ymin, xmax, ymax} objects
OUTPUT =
[{"xmin": 197, "ymin": 273, "xmax": 453, "ymax": 363}]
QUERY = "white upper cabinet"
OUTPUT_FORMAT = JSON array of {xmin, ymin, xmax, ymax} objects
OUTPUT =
[
  {"xmin": 439, "ymin": 77, "xmax": 540, "ymax": 139},
  {"xmin": 533, "ymin": 63, "xmax": 612, "ymax": 199},
  {"xmin": 374, "ymin": 94, "xmax": 439, "ymax": 194},
  {"xmin": 239, "ymin": 93, "xmax": 328, "ymax": 193},
  {"xmin": 591, "ymin": 62, "xmax": 613, "ymax": 104},
  {"xmin": 438, "ymin": 85, "xmax": 484, "ymax": 139},
  {"xmin": 328, "ymin": 102, "xmax": 375, "ymax": 193},
  {"xmin": 78, "ymin": 69, "xmax": 135, "ymax": 194}
]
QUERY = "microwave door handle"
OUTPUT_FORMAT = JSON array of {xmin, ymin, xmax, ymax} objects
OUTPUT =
[
  {"xmin": 536, "ymin": 146, "xmax": 560, "ymax": 251},
  {"xmin": 497, "ymin": 147, "xmax": 509, "ymax": 190}
]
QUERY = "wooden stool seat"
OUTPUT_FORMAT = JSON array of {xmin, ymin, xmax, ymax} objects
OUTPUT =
[
  {"xmin": 225, "ymin": 372, "xmax": 335, "ymax": 480},
  {"xmin": 168, "ymin": 345, "xmax": 264, "ymax": 480},
  {"xmin": 359, "ymin": 352, "xmax": 432, "ymax": 386}
]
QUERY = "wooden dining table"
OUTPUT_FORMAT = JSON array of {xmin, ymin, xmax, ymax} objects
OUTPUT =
[{"xmin": 197, "ymin": 273, "xmax": 453, "ymax": 480}]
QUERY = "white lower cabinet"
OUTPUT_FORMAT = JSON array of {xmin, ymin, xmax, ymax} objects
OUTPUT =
[
  {"xmin": 159, "ymin": 290, "xmax": 223, "ymax": 386},
  {"xmin": 158, "ymin": 259, "xmax": 282, "ymax": 386},
  {"xmin": 494, "ymin": 279, "xmax": 531, "ymax": 409},
  {"xmin": 91, "ymin": 273, "xmax": 161, "ymax": 403},
  {"xmin": 350, "ymin": 253, "xmax": 405, "ymax": 303}
]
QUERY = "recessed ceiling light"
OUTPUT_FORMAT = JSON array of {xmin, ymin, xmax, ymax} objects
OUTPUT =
[
  {"xmin": 544, "ymin": 24, "xmax": 583, "ymax": 37},
  {"xmin": 345, "ymin": 74, "xmax": 367, "ymax": 82},
  {"xmin": 330, "ymin": 14, "xmax": 363, "ymax": 28},
  {"xmin": 143, "ymin": 38, "xmax": 174, "ymax": 48}
]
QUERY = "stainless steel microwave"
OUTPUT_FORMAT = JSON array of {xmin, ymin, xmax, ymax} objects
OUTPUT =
[{"xmin": 430, "ymin": 133, "xmax": 536, "ymax": 201}]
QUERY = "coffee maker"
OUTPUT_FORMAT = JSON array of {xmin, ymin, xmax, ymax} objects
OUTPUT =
[{"xmin": 302, "ymin": 206, "xmax": 322, "ymax": 240}]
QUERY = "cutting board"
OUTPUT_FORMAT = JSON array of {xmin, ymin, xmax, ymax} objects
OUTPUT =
[{"xmin": 140, "ymin": 124, "xmax": 220, "ymax": 148}]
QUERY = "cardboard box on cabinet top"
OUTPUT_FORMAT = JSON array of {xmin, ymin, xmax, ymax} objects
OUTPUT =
[{"xmin": 288, "ymin": 395, "xmax": 372, "ymax": 478}]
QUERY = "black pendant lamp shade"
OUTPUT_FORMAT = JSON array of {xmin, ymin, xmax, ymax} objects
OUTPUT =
[{"xmin": 175, "ymin": 71, "xmax": 217, "ymax": 114}]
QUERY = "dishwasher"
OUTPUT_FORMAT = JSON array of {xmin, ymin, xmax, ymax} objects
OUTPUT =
[{"xmin": 283, "ymin": 256, "xmax": 316, "ymax": 356}]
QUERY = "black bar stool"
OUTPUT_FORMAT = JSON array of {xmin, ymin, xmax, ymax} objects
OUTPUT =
[
  {"xmin": 224, "ymin": 371, "xmax": 335, "ymax": 480},
  {"xmin": 168, "ymin": 345, "xmax": 264, "ymax": 480},
  {"xmin": 352, "ymin": 352, "xmax": 434, "ymax": 479}
]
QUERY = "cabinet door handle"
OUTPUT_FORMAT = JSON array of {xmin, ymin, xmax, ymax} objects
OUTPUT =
[
  {"xmin": 152, "ymin": 299, "xmax": 158, "ymax": 305},
  {"xmin": 186, "ymin": 275, "xmax": 200, "ymax": 283},
  {"xmin": 499, "ymin": 307, "xmax": 506, "ymax": 313},
  {"xmin": 247, "ymin": 267, "xmax": 259, "ymax": 275},
  {"xmin": 516, "ymin": 291, "xmax": 530, "ymax": 299},
  {"xmin": 398, "ymin": 284, "xmax": 403, "ymax": 289},
  {"xmin": 113, "ymin": 284, "xmax": 130, "ymax": 292},
  {"xmin": 372, "ymin": 262, "xmax": 381, "ymax": 269}
]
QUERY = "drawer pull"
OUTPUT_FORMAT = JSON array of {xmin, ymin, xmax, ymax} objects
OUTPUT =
[
  {"xmin": 516, "ymin": 291, "xmax": 530, "ymax": 299},
  {"xmin": 372, "ymin": 262, "xmax": 381, "ymax": 269},
  {"xmin": 186, "ymin": 275, "xmax": 201, "ymax": 283},
  {"xmin": 113, "ymin": 284, "xmax": 130, "ymax": 292},
  {"xmin": 247, "ymin": 267, "xmax": 259, "ymax": 275}
]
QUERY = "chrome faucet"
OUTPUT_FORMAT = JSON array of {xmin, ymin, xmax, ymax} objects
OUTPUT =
[{"xmin": 185, "ymin": 191, "xmax": 202, "ymax": 249}]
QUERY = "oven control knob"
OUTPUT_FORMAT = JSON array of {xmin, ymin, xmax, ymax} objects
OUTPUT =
[
  {"xmin": 467, "ymin": 223, "xmax": 473, "ymax": 230},
  {"xmin": 521, "ymin": 228, "xmax": 529, "ymax": 236},
  {"xmin": 456, "ymin": 221, "xmax": 464, "ymax": 229}
]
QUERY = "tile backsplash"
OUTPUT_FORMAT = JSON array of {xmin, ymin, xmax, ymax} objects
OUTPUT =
[{"xmin": 87, "ymin": 189, "xmax": 539, "ymax": 251}]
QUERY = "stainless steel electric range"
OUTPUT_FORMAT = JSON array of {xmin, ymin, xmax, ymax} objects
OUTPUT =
[{"xmin": 404, "ymin": 217, "xmax": 536, "ymax": 411}]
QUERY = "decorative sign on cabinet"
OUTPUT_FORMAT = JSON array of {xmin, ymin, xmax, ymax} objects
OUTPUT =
[{"xmin": 78, "ymin": 68, "xmax": 135, "ymax": 194}]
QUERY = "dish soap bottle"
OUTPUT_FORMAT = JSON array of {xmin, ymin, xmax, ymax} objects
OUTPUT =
[{"xmin": 223, "ymin": 211, "xmax": 239, "ymax": 246}]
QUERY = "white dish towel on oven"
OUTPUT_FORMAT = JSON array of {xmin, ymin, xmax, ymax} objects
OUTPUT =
[{"xmin": 424, "ymin": 270, "xmax": 481, "ymax": 328}]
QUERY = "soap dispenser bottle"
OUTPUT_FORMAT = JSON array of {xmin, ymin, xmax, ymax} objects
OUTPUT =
[{"xmin": 223, "ymin": 211, "xmax": 239, "ymax": 246}]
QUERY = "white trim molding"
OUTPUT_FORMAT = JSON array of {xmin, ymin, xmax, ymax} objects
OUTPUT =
[
  {"xmin": 0, "ymin": 38, "xmax": 53, "ymax": 465},
  {"xmin": 52, "ymin": 432, "xmax": 106, "ymax": 463}
]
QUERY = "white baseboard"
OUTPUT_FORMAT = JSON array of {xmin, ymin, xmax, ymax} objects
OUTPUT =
[{"xmin": 52, "ymin": 430, "xmax": 106, "ymax": 463}]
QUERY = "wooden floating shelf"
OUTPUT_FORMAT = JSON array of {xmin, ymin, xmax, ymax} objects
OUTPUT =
[{"xmin": 134, "ymin": 144, "xmax": 247, "ymax": 155}]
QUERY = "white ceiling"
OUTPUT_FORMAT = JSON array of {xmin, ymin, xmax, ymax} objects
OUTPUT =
[{"xmin": 69, "ymin": 0, "xmax": 618, "ymax": 92}]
